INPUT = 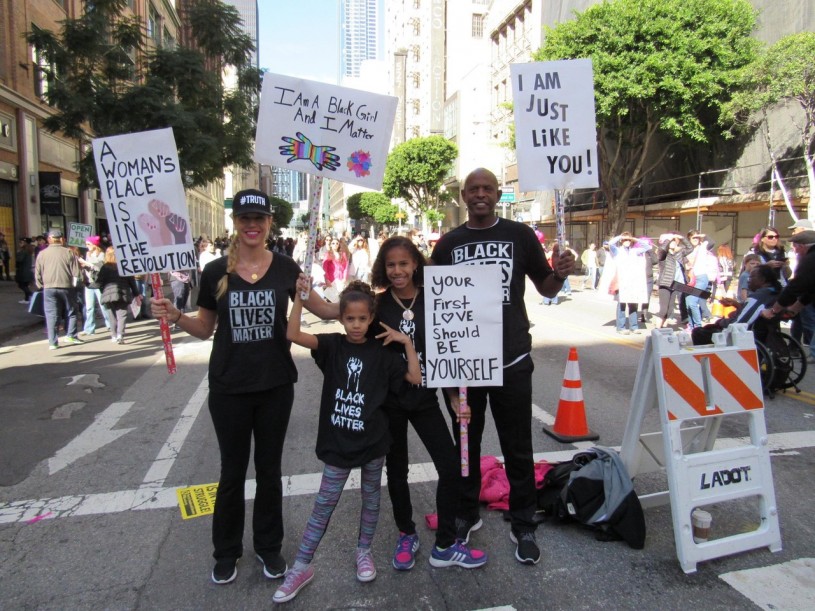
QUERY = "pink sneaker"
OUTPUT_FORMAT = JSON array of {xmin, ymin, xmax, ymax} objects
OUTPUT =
[
  {"xmin": 272, "ymin": 561, "xmax": 314, "ymax": 603},
  {"xmin": 356, "ymin": 547, "xmax": 377, "ymax": 582}
]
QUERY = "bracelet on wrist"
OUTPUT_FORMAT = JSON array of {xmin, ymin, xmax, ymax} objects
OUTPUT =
[
  {"xmin": 173, "ymin": 311, "xmax": 183, "ymax": 324},
  {"xmin": 553, "ymin": 272, "xmax": 567, "ymax": 283}
]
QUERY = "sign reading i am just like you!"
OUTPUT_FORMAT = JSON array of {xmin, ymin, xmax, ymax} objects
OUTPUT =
[{"xmin": 511, "ymin": 58, "xmax": 600, "ymax": 192}]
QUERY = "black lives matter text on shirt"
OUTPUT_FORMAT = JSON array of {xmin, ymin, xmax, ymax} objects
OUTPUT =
[
  {"xmin": 449, "ymin": 241, "xmax": 513, "ymax": 304},
  {"xmin": 229, "ymin": 289, "xmax": 276, "ymax": 343}
]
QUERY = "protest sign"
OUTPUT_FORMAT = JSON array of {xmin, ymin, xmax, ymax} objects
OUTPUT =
[
  {"xmin": 424, "ymin": 266, "xmax": 503, "ymax": 388},
  {"xmin": 68, "ymin": 223, "xmax": 93, "ymax": 248},
  {"xmin": 91, "ymin": 128, "xmax": 195, "ymax": 276},
  {"xmin": 254, "ymin": 73, "xmax": 398, "ymax": 189},
  {"xmin": 511, "ymin": 59, "xmax": 599, "ymax": 192}
]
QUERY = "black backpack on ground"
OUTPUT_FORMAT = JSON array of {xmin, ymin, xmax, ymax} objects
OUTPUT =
[{"xmin": 537, "ymin": 447, "xmax": 646, "ymax": 549}]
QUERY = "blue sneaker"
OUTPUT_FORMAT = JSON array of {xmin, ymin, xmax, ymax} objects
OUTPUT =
[
  {"xmin": 429, "ymin": 541, "xmax": 487, "ymax": 569},
  {"xmin": 392, "ymin": 532, "xmax": 420, "ymax": 570}
]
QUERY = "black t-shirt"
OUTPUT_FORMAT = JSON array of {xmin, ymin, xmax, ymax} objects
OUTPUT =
[
  {"xmin": 311, "ymin": 333, "xmax": 405, "ymax": 468},
  {"xmin": 431, "ymin": 218, "xmax": 552, "ymax": 365},
  {"xmin": 373, "ymin": 287, "xmax": 438, "ymax": 412},
  {"xmin": 197, "ymin": 254, "xmax": 300, "ymax": 394}
]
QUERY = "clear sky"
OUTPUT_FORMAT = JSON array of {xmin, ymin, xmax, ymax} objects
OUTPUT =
[{"xmin": 257, "ymin": 1, "xmax": 340, "ymax": 84}]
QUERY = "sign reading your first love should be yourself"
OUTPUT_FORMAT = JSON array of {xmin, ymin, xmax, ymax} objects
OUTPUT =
[{"xmin": 424, "ymin": 266, "xmax": 503, "ymax": 388}]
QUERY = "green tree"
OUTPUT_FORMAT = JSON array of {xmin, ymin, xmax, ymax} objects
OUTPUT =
[
  {"xmin": 27, "ymin": 0, "xmax": 261, "ymax": 189},
  {"xmin": 382, "ymin": 136, "xmax": 458, "ymax": 216},
  {"xmin": 722, "ymin": 32, "xmax": 815, "ymax": 219},
  {"xmin": 270, "ymin": 197, "xmax": 294, "ymax": 229},
  {"xmin": 347, "ymin": 192, "xmax": 399, "ymax": 225},
  {"xmin": 535, "ymin": 0, "xmax": 758, "ymax": 234}
]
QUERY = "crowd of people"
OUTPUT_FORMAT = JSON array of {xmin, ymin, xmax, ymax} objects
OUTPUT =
[{"xmin": 548, "ymin": 222, "xmax": 815, "ymax": 358}]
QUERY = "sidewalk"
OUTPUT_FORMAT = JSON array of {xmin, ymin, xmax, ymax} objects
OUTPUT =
[{"xmin": 0, "ymin": 281, "xmax": 42, "ymax": 345}]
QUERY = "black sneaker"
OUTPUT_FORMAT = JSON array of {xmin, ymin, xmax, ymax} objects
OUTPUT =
[
  {"xmin": 211, "ymin": 558, "xmax": 238, "ymax": 584},
  {"xmin": 454, "ymin": 517, "xmax": 483, "ymax": 544},
  {"xmin": 256, "ymin": 552, "xmax": 287, "ymax": 579},
  {"xmin": 510, "ymin": 530, "xmax": 541, "ymax": 565}
]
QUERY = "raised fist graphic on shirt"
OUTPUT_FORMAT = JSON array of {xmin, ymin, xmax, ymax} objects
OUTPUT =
[{"xmin": 347, "ymin": 357, "xmax": 363, "ymax": 392}]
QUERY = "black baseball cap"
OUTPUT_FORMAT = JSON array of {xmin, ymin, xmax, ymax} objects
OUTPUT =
[{"xmin": 232, "ymin": 189, "xmax": 273, "ymax": 217}]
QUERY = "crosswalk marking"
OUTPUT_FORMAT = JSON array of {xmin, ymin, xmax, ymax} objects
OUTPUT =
[
  {"xmin": 720, "ymin": 558, "xmax": 815, "ymax": 610},
  {"xmin": 3, "ymin": 430, "xmax": 815, "ymax": 525}
]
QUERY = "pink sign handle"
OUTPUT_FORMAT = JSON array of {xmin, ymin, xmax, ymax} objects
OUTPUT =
[
  {"xmin": 459, "ymin": 386, "xmax": 469, "ymax": 477},
  {"xmin": 151, "ymin": 272, "xmax": 177, "ymax": 375}
]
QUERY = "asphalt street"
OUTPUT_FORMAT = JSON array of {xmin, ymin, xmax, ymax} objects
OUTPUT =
[{"xmin": 0, "ymin": 279, "xmax": 813, "ymax": 610}]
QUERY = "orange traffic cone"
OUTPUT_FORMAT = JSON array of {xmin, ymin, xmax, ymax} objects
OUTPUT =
[{"xmin": 543, "ymin": 347, "xmax": 599, "ymax": 443}]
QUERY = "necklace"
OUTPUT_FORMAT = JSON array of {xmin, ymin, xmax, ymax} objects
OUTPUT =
[
  {"xmin": 242, "ymin": 261, "xmax": 261, "ymax": 281},
  {"xmin": 392, "ymin": 289, "xmax": 418, "ymax": 321}
]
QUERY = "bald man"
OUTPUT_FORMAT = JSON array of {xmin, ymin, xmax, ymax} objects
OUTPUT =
[{"xmin": 431, "ymin": 168, "xmax": 575, "ymax": 565}]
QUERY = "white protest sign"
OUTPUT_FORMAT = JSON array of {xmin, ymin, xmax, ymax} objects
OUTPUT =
[
  {"xmin": 254, "ymin": 73, "xmax": 398, "ymax": 189},
  {"xmin": 511, "ymin": 59, "xmax": 599, "ymax": 192},
  {"xmin": 91, "ymin": 128, "xmax": 196, "ymax": 276},
  {"xmin": 68, "ymin": 223, "xmax": 93, "ymax": 248},
  {"xmin": 424, "ymin": 266, "xmax": 503, "ymax": 388}
]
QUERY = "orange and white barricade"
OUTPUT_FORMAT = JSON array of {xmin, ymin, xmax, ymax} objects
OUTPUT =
[{"xmin": 620, "ymin": 324, "xmax": 781, "ymax": 573}]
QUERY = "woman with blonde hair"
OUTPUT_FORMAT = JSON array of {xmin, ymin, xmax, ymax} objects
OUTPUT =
[{"xmin": 150, "ymin": 189, "xmax": 338, "ymax": 586}]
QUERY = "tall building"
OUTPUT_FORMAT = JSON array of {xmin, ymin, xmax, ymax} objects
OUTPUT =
[
  {"xmin": 340, "ymin": 0, "xmax": 379, "ymax": 79},
  {"xmin": 384, "ymin": 0, "xmax": 446, "ymax": 142},
  {"xmin": 222, "ymin": 0, "xmax": 259, "ymax": 68},
  {"xmin": 327, "ymin": 0, "xmax": 383, "ymax": 235}
]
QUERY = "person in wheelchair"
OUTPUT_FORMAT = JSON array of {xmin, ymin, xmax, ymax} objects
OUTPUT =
[
  {"xmin": 692, "ymin": 264, "xmax": 780, "ymax": 346},
  {"xmin": 761, "ymin": 230, "xmax": 815, "ymax": 328}
]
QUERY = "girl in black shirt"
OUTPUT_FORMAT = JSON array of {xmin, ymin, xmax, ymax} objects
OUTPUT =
[{"xmin": 273, "ymin": 281, "xmax": 419, "ymax": 603}]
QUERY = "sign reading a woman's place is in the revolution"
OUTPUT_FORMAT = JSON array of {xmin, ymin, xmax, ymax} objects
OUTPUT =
[
  {"xmin": 91, "ymin": 128, "xmax": 196, "ymax": 276},
  {"xmin": 423, "ymin": 266, "xmax": 503, "ymax": 388}
]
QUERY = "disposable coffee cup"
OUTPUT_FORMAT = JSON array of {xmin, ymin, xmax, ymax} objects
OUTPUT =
[{"xmin": 692, "ymin": 509, "xmax": 712, "ymax": 543}]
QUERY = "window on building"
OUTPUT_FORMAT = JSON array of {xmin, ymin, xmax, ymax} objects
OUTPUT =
[
  {"xmin": 413, "ymin": 20, "xmax": 420, "ymax": 36},
  {"xmin": 472, "ymin": 14, "xmax": 484, "ymax": 38},
  {"xmin": 411, "ymin": 99, "xmax": 420, "ymax": 116},
  {"xmin": 444, "ymin": 96, "xmax": 458, "ymax": 140},
  {"xmin": 31, "ymin": 30, "xmax": 56, "ymax": 102},
  {"xmin": 163, "ymin": 27, "xmax": 175, "ymax": 49},
  {"xmin": 412, "ymin": 46, "xmax": 420, "ymax": 62},
  {"xmin": 147, "ymin": 4, "xmax": 161, "ymax": 45},
  {"xmin": 411, "ymin": 72, "xmax": 420, "ymax": 88},
  {"xmin": 410, "ymin": 126, "xmax": 420, "ymax": 138},
  {"xmin": 413, "ymin": 0, "xmax": 420, "ymax": 9}
]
